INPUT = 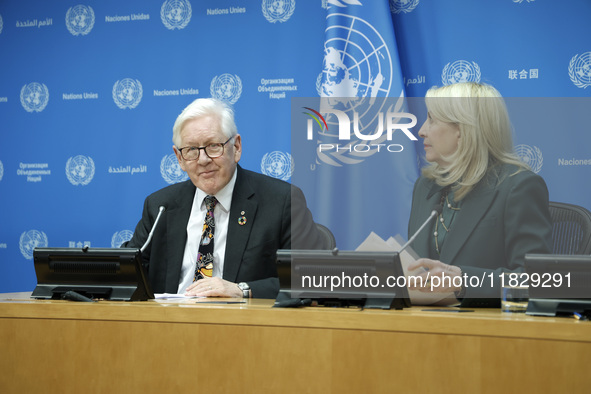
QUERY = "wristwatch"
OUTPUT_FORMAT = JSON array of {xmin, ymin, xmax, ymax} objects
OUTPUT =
[{"xmin": 237, "ymin": 282, "xmax": 250, "ymax": 298}]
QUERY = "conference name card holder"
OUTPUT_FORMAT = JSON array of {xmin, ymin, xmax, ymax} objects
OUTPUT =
[
  {"xmin": 275, "ymin": 229, "xmax": 464, "ymax": 309},
  {"xmin": 31, "ymin": 247, "xmax": 155, "ymax": 302},
  {"xmin": 275, "ymin": 248, "xmax": 411, "ymax": 310},
  {"xmin": 524, "ymin": 253, "xmax": 591, "ymax": 318}
]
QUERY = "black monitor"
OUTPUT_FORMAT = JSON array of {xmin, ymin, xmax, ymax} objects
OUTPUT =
[
  {"xmin": 31, "ymin": 247, "xmax": 154, "ymax": 301},
  {"xmin": 276, "ymin": 249, "xmax": 410, "ymax": 309},
  {"xmin": 524, "ymin": 253, "xmax": 591, "ymax": 317}
]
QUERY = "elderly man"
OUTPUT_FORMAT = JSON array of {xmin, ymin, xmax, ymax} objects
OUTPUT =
[{"xmin": 124, "ymin": 98, "xmax": 323, "ymax": 298}]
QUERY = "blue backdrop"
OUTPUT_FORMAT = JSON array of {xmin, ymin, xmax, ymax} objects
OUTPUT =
[{"xmin": 0, "ymin": 0, "xmax": 589, "ymax": 293}]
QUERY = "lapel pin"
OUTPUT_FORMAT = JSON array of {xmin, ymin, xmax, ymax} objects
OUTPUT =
[{"xmin": 238, "ymin": 211, "xmax": 247, "ymax": 226}]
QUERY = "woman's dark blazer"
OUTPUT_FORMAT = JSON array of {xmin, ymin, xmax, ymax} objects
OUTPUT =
[{"xmin": 408, "ymin": 163, "xmax": 553, "ymax": 307}]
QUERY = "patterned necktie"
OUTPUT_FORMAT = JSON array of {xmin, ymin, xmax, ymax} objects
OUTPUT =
[{"xmin": 194, "ymin": 195, "xmax": 218, "ymax": 281}]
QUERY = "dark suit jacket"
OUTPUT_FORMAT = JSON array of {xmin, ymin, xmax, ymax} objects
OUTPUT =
[
  {"xmin": 125, "ymin": 166, "xmax": 323, "ymax": 298},
  {"xmin": 408, "ymin": 164, "xmax": 552, "ymax": 307}
]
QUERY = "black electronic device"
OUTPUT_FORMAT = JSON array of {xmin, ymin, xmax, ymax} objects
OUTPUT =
[
  {"xmin": 275, "ymin": 249, "xmax": 410, "ymax": 310},
  {"xmin": 31, "ymin": 247, "xmax": 154, "ymax": 301},
  {"xmin": 524, "ymin": 253, "xmax": 591, "ymax": 317}
]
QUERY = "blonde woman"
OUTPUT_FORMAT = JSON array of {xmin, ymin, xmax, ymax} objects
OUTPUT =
[{"xmin": 407, "ymin": 82, "xmax": 552, "ymax": 307}]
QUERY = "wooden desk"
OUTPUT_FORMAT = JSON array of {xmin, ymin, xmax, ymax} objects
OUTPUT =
[{"xmin": 1, "ymin": 292, "xmax": 589, "ymax": 393}]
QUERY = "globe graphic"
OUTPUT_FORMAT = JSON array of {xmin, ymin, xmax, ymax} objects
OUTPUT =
[
  {"xmin": 211, "ymin": 74, "xmax": 241, "ymax": 104},
  {"xmin": 70, "ymin": 5, "xmax": 92, "ymax": 30},
  {"xmin": 319, "ymin": 14, "xmax": 393, "ymax": 140},
  {"xmin": 265, "ymin": 0, "xmax": 294, "ymax": 19},
  {"xmin": 262, "ymin": 151, "xmax": 293, "ymax": 180},
  {"xmin": 574, "ymin": 52, "xmax": 591, "ymax": 84},
  {"xmin": 442, "ymin": 60, "xmax": 480, "ymax": 85},
  {"xmin": 20, "ymin": 230, "xmax": 48, "ymax": 259},
  {"xmin": 115, "ymin": 78, "xmax": 141, "ymax": 106},
  {"xmin": 322, "ymin": 47, "xmax": 361, "ymax": 99},
  {"xmin": 161, "ymin": 154, "xmax": 188, "ymax": 184},
  {"xmin": 162, "ymin": 0, "xmax": 191, "ymax": 28},
  {"xmin": 515, "ymin": 145, "xmax": 542, "ymax": 173},
  {"xmin": 67, "ymin": 155, "xmax": 94, "ymax": 184},
  {"xmin": 112, "ymin": 230, "xmax": 134, "ymax": 248},
  {"xmin": 23, "ymin": 83, "xmax": 48, "ymax": 111}
]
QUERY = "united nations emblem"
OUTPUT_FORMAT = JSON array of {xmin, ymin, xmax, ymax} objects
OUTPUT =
[
  {"xmin": 0, "ymin": 160, "xmax": 3, "ymax": 181},
  {"xmin": 568, "ymin": 52, "xmax": 591, "ymax": 89},
  {"xmin": 112, "ymin": 78, "xmax": 143, "ymax": 109},
  {"xmin": 111, "ymin": 230, "xmax": 134, "ymax": 248},
  {"xmin": 160, "ymin": 153, "xmax": 189, "ymax": 184},
  {"xmin": 65, "ymin": 5, "xmax": 95, "ymax": 36},
  {"xmin": 390, "ymin": 0, "xmax": 420, "ymax": 14},
  {"xmin": 0, "ymin": 14, "xmax": 4, "ymax": 34},
  {"xmin": 317, "ymin": 13, "xmax": 397, "ymax": 167},
  {"xmin": 20, "ymin": 82, "xmax": 49, "ymax": 113},
  {"xmin": 261, "ymin": 151, "xmax": 294, "ymax": 181},
  {"xmin": 262, "ymin": 0, "xmax": 295, "ymax": 23},
  {"xmin": 210, "ymin": 74, "xmax": 242, "ymax": 104},
  {"xmin": 161, "ymin": 0, "xmax": 192, "ymax": 30},
  {"xmin": 19, "ymin": 230, "xmax": 48, "ymax": 260},
  {"xmin": 65, "ymin": 155, "xmax": 95, "ymax": 186},
  {"xmin": 515, "ymin": 144, "xmax": 543, "ymax": 174},
  {"xmin": 441, "ymin": 60, "xmax": 481, "ymax": 85},
  {"xmin": 315, "ymin": 72, "xmax": 324, "ymax": 96}
]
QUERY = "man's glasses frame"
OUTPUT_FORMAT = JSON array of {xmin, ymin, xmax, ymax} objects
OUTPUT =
[{"xmin": 178, "ymin": 137, "xmax": 233, "ymax": 161}]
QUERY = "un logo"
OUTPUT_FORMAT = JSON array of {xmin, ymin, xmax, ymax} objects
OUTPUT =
[
  {"xmin": 261, "ymin": 151, "xmax": 294, "ymax": 181},
  {"xmin": 66, "ymin": 155, "xmax": 95, "ymax": 185},
  {"xmin": 441, "ymin": 60, "xmax": 481, "ymax": 85},
  {"xmin": 568, "ymin": 52, "xmax": 591, "ymax": 89},
  {"xmin": 112, "ymin": 230, "xmax": 134, "ymax": 248},
  {"xmin": 0, "ymin": 160, "xmax": 3, "ymax": 181},
  {"xmin": 390, "ymin": 0, "xmax": 420, "ymax": 14},
  {"xmin": 19, "ymin": 230, "xmax": 48, "ymax": 260},
  {"xmin": 65, "ymin": 5, "xmax": 95, "ymax": 36},
  {"xmin": 515, "ymin": 144, "xmax": 543, "ymax": 174},
  {"xmin": 112, "ymin": 78, "xmax": 143, "ymax": 109},
  {"xmin": 317, "ymin": 13, "xmax": 398, "ymax": 167},
  {"xmin": 262, "ymin": 0, "xmax": 295, "ymax": 23},
  {"xmin": 161, "ymin": 0, "xmax": 192, "ymax": 30},
  {"xmin": 20, "ymin": 82, "xmax": 49, "ymax": 113},
  {"xmin": 210, "ymin": 74, "xmax": 243, "ymax": 104},
  {"xmin": 161, "ymin": 153, "xmax": 189, "ymax": 184},
  {"xmin": 322, "ymin": 14, "xmax": 392, "ymax": 99},
  {"xmin": 0, "ymin": 14, "xmax": 4, "ymax": 34}
]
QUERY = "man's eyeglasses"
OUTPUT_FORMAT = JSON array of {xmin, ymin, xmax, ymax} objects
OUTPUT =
[{"xmin": 178, "ymin": 137, "xmax": 233, "ymax": 161}]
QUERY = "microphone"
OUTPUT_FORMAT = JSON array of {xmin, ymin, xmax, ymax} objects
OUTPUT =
[
  {"xmin": 141, "ymin": 205, "xmax": 166, "ymax": 253},
  {"xmin": 399, "ymin": 205, "xmax": 443, "ymax": 253},
  {"xmin": 273, "ymin": 297, "xmax": 312, "ymax": 308},
  {"xmin": 62, "ymin": 291, "xmax": 95, "ymax": 302}
]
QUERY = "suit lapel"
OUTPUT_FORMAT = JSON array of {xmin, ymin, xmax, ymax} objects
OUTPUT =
[
  {"xmin": 224, "ymin": 167, "xmax": 258, "ymax": 282},
  {"xmin": 413, "ymin": 181, "xmax": 445, "ymax": 256},
  {"xmin": 164, "ymin": 181, "xmax": 195, "ymax": 291},
  {"xmin": 439, "ymin": 178, "xmax": 498, "ymax": 264}
]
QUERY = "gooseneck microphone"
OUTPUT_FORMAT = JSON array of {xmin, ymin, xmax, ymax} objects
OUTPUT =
[
  {"xmin": 399, "ymin": 205, "xmax": 443, "ymax": 253},
  {"xmin": 141, "ymin": 206, "xmax": 166, "ymax": 253}
]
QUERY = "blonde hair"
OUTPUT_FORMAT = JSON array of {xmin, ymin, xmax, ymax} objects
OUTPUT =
[{"xmin": 421, "ymin": 82, "xmax": 528, "ymax": 200}]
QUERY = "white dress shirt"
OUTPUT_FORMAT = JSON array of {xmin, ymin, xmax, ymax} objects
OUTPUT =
[{"xmin": 177, "ymin": 170, "xmax": 237, "ymax": 294}]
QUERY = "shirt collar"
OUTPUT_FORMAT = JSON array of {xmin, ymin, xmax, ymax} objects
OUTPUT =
[{"xmin": 195, "ymin": 167, "xmax": 237, "ymax": 213}]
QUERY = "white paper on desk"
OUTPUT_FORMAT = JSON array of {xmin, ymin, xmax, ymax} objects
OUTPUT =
[
  {"xmin": 155, "ymin": 293, "xmax": 203, "ymax": 299},
  {"xmin": 356, "ymin": 232, "xmax": 456, "ymax": 306}
]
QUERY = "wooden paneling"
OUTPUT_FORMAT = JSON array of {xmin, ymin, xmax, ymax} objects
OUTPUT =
[{"xmin": 1, "ymin": 293, "xmax": 589, "ymax": 393}]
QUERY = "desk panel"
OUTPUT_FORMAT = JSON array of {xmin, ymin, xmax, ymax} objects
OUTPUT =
[{"xmin": 1, "ymin": 293, "xmax": 589, "ymax": 393}]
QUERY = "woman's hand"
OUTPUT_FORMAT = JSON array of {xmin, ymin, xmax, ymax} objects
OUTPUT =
[{"xmin": 407, "ymin": 258, "xmax": 463, "ymax": 292}]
